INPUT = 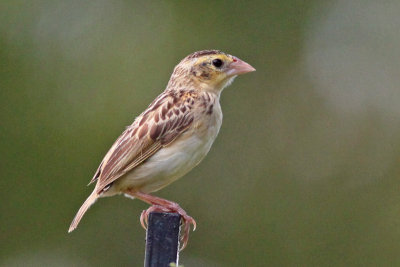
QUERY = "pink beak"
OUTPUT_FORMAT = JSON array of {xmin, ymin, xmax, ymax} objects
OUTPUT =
[{"xmin": 226, "ymin": 57, "xmax": 256, "ymax": 76}]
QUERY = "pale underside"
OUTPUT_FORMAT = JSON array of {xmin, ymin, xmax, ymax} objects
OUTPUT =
[{"xmin": 92, "ymin": 90, "xmax": 223, "ymax": 197}]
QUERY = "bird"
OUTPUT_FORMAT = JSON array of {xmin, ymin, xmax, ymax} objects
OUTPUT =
[{"xmin": 68, "ymin": 50, "xmax": 255, "ymax": 249}]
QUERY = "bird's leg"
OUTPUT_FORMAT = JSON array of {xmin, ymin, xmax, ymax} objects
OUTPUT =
[{"xmin": 125, "ymin": 190, "xmax": 196, "ymax": 250}]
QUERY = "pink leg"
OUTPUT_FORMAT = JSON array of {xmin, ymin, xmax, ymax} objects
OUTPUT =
[{"xmin": 125, "ymin": 190, "xmax": 196, "ymax": 250}]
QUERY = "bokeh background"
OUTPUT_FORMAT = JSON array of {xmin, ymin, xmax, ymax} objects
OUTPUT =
[{"xmin": 2, "ymin": 0, "xmax": 400, "ymax": 266}]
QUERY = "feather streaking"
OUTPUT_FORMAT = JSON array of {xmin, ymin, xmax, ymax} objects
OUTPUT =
[{"xmin": 68, "ymin": 50, "xmax": 255, "ymax": 250}]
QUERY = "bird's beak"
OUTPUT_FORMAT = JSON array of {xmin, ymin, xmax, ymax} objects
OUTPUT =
[{"xmin": 226, "ymin": 57, "xmax": 256, "ymax": 76}]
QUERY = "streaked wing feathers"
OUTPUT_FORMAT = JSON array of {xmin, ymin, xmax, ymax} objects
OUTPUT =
[{"xmin": 90, "ymin": 92, "xmax": 195, "ymax": 193}]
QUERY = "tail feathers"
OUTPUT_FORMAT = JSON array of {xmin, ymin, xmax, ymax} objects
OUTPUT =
[{"xmin": 68, "ymin": 191, "xmax": 98, "ymax": 233}]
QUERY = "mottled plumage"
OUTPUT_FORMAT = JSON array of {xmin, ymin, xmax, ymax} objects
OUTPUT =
[{"xmin": 68, "ymin": 50, "xmax": 255, "ymax": 249}]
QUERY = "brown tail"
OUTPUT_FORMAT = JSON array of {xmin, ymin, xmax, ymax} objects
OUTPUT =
[{"xmin": 68, "ymin": 190, "xmax": 98, "ymax": 233}]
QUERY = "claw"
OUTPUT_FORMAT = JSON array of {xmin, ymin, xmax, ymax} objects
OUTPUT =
[
  {"xmin": 140, "ymin": 210, "xmax": 147, "ymax": 230},
  {"xmin": 140, "ymin": 205, "xmax": 170, "ymax": 230},
  {"xmin": 191, "ymin": 218, "xmax": 197, "ymax": 231},
  {"xmin": 178, "ymin": 214, "xmax": 197, "ymax": 250},
  {"xmin": 139, "ymin": 204, "xmax": 196, "ymax": 251},
  {"xmin": 125, "ymin": 191, "xmax": 197, "ymax": 250}
]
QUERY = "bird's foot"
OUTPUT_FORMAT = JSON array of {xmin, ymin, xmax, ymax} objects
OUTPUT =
[
  {"xmin": 139, "ymin": 203, "xmax": 196, "ymax": 250},
  {"xmin": 125, "ymin": 190, "xmax": 196, "ymax": 250},
  {"xmin": 139, "ymin": 205, "xmax": 169, "ymax": 229}
]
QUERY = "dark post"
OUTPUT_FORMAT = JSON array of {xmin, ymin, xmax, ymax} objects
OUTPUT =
[{"xmin": 144, "ymin": 212, "xmax": 181, "ymax": 267}]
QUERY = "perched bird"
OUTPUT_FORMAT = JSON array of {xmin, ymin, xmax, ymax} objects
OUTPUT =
[{"xmin": 68, "ymin": 50, "xmax": 255, "ymax": 249}]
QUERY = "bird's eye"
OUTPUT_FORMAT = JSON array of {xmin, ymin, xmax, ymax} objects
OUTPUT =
[{"xmin": 212, "ymin": 59, "xmax": 223, "ymax": 68}]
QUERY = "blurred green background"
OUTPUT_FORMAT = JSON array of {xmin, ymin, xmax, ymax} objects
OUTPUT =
[{"xmin": 2, "ymin": 0, "xmax": 400, "ymax": 266}]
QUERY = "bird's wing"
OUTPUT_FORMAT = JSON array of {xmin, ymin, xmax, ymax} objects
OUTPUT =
[{"xmin": 90, "ymin": 91, "xmax": 196, "ymax": 193}]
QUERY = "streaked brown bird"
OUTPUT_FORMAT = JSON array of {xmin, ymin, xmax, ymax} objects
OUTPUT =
[{"xmin": 68, "ymin": 50, "xmax": 255, "ymax": 249}]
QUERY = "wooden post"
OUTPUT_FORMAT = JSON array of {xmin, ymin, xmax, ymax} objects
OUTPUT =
[{"xmin": 144, "ymin": 212, "xmax": 181, "ymax": 267}]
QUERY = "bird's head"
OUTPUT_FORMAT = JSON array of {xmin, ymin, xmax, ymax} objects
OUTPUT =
[{"xmin": 167, "ymin": 50, "xmax": 255, "ymax": 93}]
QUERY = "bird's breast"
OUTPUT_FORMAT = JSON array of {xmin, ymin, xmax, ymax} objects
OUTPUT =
[{"xmin": 114, "ymin": 100, "xmax": 223, "ymax": 194}]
